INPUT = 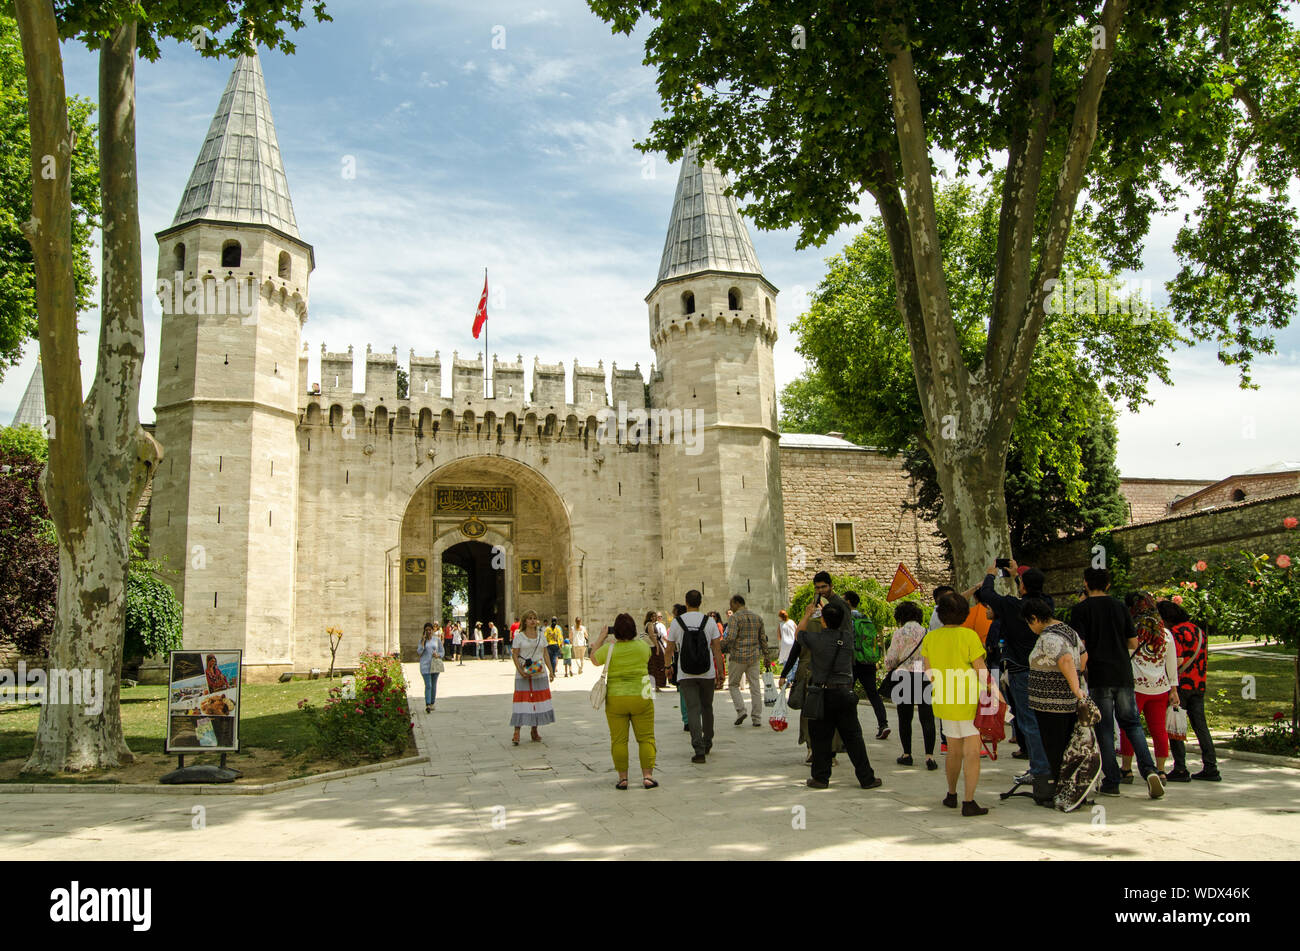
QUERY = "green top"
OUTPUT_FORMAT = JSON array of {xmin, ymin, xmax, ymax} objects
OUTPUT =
[{"xmin": 593, "ymin": 639, "xmax": 651, "ymax": 698}]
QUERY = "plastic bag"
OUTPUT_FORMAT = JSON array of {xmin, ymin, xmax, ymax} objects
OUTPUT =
[
  {"xmin": 769, "ymin": 688, "xmax": 789, "ymax": 732},
  {"xmin": 763, "ymin": 670, "xmax": 777, "ymax": 705},
  {"xmin": 1166, "ymin": 704, "xmax": 1189, "ymax": 742}
]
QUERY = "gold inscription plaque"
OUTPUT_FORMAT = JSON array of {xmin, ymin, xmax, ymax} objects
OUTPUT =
[
  {"xmin": 434, "ymin": 486, "xmax": 512, "ymax": 515},
  {"xmin": 520, "ymin": 558, "xmax": 542, "ymax": 593},
  {"xmin": 404, "ymin": 557, "xmax": 428, "ymax": 594}
]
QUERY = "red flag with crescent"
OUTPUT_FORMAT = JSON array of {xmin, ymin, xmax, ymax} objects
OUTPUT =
[{"xmin": 472, "ymin": 272, "xmax": 488, "ymax": 339}]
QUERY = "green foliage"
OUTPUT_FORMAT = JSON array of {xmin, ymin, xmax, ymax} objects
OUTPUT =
[
  {"xmin": 299, "ymin": 651, "xmax": 412, "ymax": 763},
  {"xmin": 0, "ymin": 12, "xmax": 99, "ymax": 383},
  {"xmin": 0, "ymin": 447, "xmax": 56, "ymax": 655},
  {"xmin": 0, "ymin": 424, "xmax": 48, "ymax": 462},
  {"xmin": 788, "ymin": 573, "xmax": 930, "ymax": 644},
  {"xmin": 396, "ymin": 366, "xmax": 409, "ymax": 400},
  {"xmin": 123, "ymin": 573, "xmax": 182, "ymax": 661},
  {"xmin": 1230, "ymin": 719, "xmax": 1300, "ymax": 757},
  {"xmin": 441, "ymin": 564, "xmax": 467, "ymax": 622}
]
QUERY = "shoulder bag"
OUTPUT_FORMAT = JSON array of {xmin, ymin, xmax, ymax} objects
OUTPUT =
[{"xmin": 590, "ymin": 640, "xmax": 614, "ymax": 710}]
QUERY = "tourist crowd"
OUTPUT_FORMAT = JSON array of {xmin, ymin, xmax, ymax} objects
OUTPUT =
[{"xmin": 420, "ymin": 563, "xmax": 1218, "ymax": 813}]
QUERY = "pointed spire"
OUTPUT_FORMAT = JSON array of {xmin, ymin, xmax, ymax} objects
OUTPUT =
[
  {"xmin": 171, "ymin": 52, "xmax": 300, "ymax": 237},
  {"xmin": 10, "ymin": 356, "xmax": 45, "ymax": 429},
  {"xmin": 656, "ymin": 143, "xmax": 762, "ymax": 285}
]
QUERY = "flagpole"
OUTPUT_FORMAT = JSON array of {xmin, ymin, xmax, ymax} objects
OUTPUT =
[{"xmin": 483, "ymin": 267, "xmax": 490, "ymax": 399}]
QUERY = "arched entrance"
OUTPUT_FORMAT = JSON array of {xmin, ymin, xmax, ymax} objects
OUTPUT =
[
  {"xmin": 396, "ymin": 456, "xmax": 576, "ymax": 658},
  {"xmin": 442, "ymin": 540, "xmax": 505, "ymax": 638}
]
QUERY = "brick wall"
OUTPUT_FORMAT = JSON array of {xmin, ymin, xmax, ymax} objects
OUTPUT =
[
  {"xmin": 1119, "ymin": 478, "xmax": 1214, "ymax": 524},
  {"xmin": 1027, "ymin": 491, "xmax": 1300, "ymax": 602},
  {"xmin": 780, "ymin": 446, "xmax": 949, "ymax": 596}
]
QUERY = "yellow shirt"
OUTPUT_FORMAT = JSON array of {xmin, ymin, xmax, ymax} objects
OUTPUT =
[
  {"xmin": 921, "ymin": 626, "xmax": 986, "ymax": 721},
  {"xmin": 544, "ymin": 625, "xmax": 564, "ymax": 647}
]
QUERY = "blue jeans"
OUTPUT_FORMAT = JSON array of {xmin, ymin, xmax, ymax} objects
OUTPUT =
[
  {"xmin": 1008, "ymin": 668, "xmax": 1050, "ymax": 777},
  {"xmin": 421, "ymin": 670, "xmax": 439, "ymax": 706},
  {"xmin": 1094, "ymin": 684, "xmax": 1156, "ymax": 782}
]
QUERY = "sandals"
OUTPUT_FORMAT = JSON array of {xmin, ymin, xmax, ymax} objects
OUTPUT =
[
  {"xmin": 530, "ymin": 728, "xmax": 541, "ymax": 743},
  {"xmin": 643, "ymin": 778, "xmax": 659, "ymax": 789},
  {"xmin": 511, "ymin": 732, "xmax": 520, "ymax": 746},
  {"xmin": 614, "ymin": 779, "xmax": 628, "ymax": 790}
]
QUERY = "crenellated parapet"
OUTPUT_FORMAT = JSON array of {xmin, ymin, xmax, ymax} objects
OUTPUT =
[
  {"xmin": 651, "ymin": 308, "xmax": 779, "ymax": 348},
  {"xmin": 299, "ymin": 346, "xmax": 649, "ymax": 444}
]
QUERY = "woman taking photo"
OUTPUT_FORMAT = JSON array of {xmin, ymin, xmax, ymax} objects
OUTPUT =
[
  {"xmin": 510, "ymin": 610, "xmax": 556, "ymax": 745},
  {"xmin": 592, "ymin": 614, "xmax": 658, "ymax": 789},
  {"xmin": 1022, "ymin": 599, "xmax": 1089, "ymax": 805},
  {"xmin": 416, "ymin": 621, "xmax": 445, "ymax": 713}
]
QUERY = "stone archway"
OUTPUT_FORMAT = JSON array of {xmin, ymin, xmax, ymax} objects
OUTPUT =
[{"xmin": 397, "ymin": 456, "xmax": 574, "ymax": 658}]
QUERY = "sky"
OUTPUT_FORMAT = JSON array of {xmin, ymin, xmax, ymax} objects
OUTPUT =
[{"xmin": 2, "ymin": 0, "xmax": 1297, "ymax": 481}]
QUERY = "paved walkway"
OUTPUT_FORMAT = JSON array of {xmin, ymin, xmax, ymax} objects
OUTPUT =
[{"xmin": 1, "ymin": 658, "xmax": 1297, "ymax": 860}]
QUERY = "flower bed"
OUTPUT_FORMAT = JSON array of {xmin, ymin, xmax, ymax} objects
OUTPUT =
[
  {"xmin": 299, "ymin": 652, "xmax": 413, "ymax": 763},
  {"xmin": 1228, "ymin": 718, "xmax": 1300, "ymax": 757}
]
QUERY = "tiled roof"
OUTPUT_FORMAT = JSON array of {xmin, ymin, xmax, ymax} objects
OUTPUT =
[{"xmin": 656, "ymin": 144, "xmax": 762, "ymax": 284}]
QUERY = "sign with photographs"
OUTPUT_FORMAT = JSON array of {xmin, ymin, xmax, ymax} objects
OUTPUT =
[
  {"xmin": 165, "ymin": 650, "xmax": 242, "ymax": 753},
  {"xmin": 520, "ymin": 557, "xmax": 542, "ymax": 593},
  {"xmin": 404, "ymin": 556, "xmax": 428, "ymax": 594}
]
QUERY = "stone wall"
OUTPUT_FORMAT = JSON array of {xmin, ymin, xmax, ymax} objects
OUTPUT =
[
  {"xmin": 1027, "ymin": 491, "xmax": 1300, "ymax": 602},
  {"xmin": 1118, "ymin": 478, "xmax": 1214, "ymax": 524},
  {"xmin": 1171, "ymin": 470, "xmax": 1300, "ymax": 514},
  {"xmin": 780, "ymin": 446, "xmax": 949, "ymax": 599}
]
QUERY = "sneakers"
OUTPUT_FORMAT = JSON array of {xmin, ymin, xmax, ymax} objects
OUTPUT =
[
  {"xmin": 735, "ymin": 714, "xmax": 748, "ymax": 726},
  {"xmin": 897, "ymin": 754, "xmax": 914, "ymax": 766},
  {"xmin": 1166, "ymin": 767, "xmax": 1192, "ymax": 783},
  {"xmin": 752, "ymin": 719, "xmax": 762, "ymax": 727},
  {"xmin": 1146, "ymin": 772, "xmax": 1165, "ymax": 799},
  {"xmin": 1099, "ymin": 781, "xmax": 1121, "ymax": 796},
  {"xmin": 942, "ymin": 792, "xmax": 958, "ymax": 808},
  {"xmin": 806, "ymin": 778, "xmax": 829, "ymax": 789},
  {"xmin": 1011, "ymin": 749, "xmax": 1029, "ymax": 760},
  {"xmin": 962, "ymin": 800, "xmax": 989, "ymax": 817},
  {"xmin": 860, "ymin": 777, "xmax": 883, "ymax": 790},
  {"xmin": 1191, "ymin": 769, "xmax": 1222, "ymax": 782},
  {"xmin": 424, "ymin": 704, "xmax": 431, "ymax": 714},
  {"xmin": 926, "ymin": 759, "xmax": 939, "ymax": 771},
  {"xmin": 1014, "ymin": 770, "xmax": 1032, "ymax": 785},
  {"xmin": 691, "ymin": 754, "xmax": 707, "ymax": 764},
  {"xmin": 875, "ymin": 727, "xmax": 891, "ymax": 740}
]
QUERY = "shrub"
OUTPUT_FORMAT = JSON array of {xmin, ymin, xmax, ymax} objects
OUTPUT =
[
  {"xmin": 1230, "ymin": 719, "xmax": 1300, "ymax": 758},
  {"xmin": 124, "ymin": 573, "xmax": 183, "ymax": 661},
  {"xmin": 299, "ymin": 651, "xmax": 412, "ymax": 763}
]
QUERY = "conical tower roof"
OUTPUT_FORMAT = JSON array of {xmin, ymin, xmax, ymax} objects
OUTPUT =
[
  {"xmin": 9, "ymin": 356, "xmax": 45, "ymax": 429},
  {"xmin": 655, "ymin": 143, "xmax": 763, "ymax": 287},
  {"xmin": 170, "ymin": 52, "xmax": 300, "ymax": 238}
]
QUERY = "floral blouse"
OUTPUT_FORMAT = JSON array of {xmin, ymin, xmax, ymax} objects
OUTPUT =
[{"xmin": 883, "ymin": 621, "xmax": 927, "ymax": 674}]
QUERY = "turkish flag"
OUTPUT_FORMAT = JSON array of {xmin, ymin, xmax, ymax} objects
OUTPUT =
[{"xmin": 472, "ymin": 272, "xmax": 488, "ymax": 339}]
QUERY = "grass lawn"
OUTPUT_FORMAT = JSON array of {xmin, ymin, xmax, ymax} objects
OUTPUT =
[
  {"xmin": 1204, "ymin": 648, "xmax": 1297, "ymax": 733},
  {"xmin": 0, "ymin": 676, "xmax": 415, "ymax": 783}
]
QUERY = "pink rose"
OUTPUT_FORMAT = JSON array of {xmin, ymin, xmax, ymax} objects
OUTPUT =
[
  {"xmin": 1190, "ymin": 582, "xmax": 1198, "ymax": 590},
  {"xmin": 1172, "ymin": 595, "xmax": 1184, "ymax": 605},
  {"xmin": 1285, "ymin": 517, "xmax": 1298, "ymax": 529},
  {"xmin": 1278, "ymin": 554, "xmax": 1293, "ymax": 569},
  {"xmin": 1194, "ymin": 560, "xmax": 1207, "ymax": 572}
]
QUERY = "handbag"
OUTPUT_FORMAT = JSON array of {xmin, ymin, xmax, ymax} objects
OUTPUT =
[
  {"xmin": 423, "ymin": 638, "xmax": 445, "ymax": 674},
  {"xmin": 520, "ymin": 635, "xmax": 546, "ymax": 677},
  {"xmin": 803, "ymin": 637, "xmax": 847, "ymax": 721},
  {"xmin": 590, "ymin": 641, "xmax": 614, "ymax": 710},
  {"xmin": 974, "ymin": 691, "xmax": 1007, "ymax": 743}
]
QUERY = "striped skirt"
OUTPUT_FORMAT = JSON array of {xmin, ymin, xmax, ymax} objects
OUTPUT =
[{"xmin": 510, "ymin": 672, "xmax": 556, "ymax": 727}]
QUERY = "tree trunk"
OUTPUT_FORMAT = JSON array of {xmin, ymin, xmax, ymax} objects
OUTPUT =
[
  {"xmin": 18, "ymin": 14, "xmax": 160, "ymax": 773},
  {"xmin": 932, "ymin": 448, "xmax": 1013, "ymax": 587}
]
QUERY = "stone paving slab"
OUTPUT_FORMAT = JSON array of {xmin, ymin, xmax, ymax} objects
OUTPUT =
[{"xmin": 0, "ymin": 658, "xmax": 1296, "ymax": 860}]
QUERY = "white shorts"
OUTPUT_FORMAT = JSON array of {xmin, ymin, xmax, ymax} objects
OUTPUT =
[{"xmin": 940, "ymin": 718, "xmax": 979, "ymax": 739}]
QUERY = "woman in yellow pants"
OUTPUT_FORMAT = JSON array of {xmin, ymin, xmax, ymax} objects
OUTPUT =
[{"xmin": 591, "ymin": 613, "xmax": 658, "ymax": 789}]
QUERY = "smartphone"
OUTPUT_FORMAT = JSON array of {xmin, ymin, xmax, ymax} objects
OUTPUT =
[{"xmin": 995, "ymin": 557, "xmax": 1011, "ymax": 577}]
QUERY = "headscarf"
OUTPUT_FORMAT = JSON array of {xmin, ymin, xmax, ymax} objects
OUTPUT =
[{"xmin": 1128, "ymin": 591, "xmax": 1167, "ymax": 664}]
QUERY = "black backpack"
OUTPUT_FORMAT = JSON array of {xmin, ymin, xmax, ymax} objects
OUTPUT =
[{"xmin": 678, "ymin": 616, "xmax": 712, "ymax": 675}]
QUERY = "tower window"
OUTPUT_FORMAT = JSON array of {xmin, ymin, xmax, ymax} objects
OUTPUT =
[
  {"xmin": 728, "ymin": 287, "xmax": 742, "ymax": 311},
  {"xmin": 654, "ymin": 303, "xmax": 660, "ymax": 331},
  {"xmin": 221, "ymin": 240, "xmax": 242, "ymax": 268},
  {"xmin": 278, "ymin": 251, "xmax": 291, "ymax": 279},
  {"xmin": 682, "ymin": 290, "xmax": 695, "ymax": 314},
  {"xmin": 765, "ymin": 298, "xmax": 772, "ymax": 321},
  {"xmin": 174, "ymin": 242, "xmax": 186, "ymax": 274}
]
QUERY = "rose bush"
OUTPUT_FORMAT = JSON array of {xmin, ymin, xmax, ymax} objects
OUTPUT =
[{"xmin": 300, "ymin": 651, "xmax": 413, "ymax": 762}]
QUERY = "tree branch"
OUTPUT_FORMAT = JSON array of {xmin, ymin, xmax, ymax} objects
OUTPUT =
[
  {"xmin": 882, "ymin": 29, "xmax": 970, "ymax": 426},
  {"xmin": 1010, "ymin": 0, "xmax": 1131, "ymax": 435},
  {"xmin": 14, "ymin": 0, "xmax": 91, "ymax": 536},
  {"xmin": 987, "ymin": 8, "xmax": 1057, "ymax": 380},
  {"xmin": 90, "ymin": 21, "xmax": 161, "ymax": 520}
]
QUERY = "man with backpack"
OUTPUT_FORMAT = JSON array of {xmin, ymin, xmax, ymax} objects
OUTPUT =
[
  {"xmin": 664, "ymin": 589, "xmax": 725, "ymax": 763},
  {"xmin": 845, "ymin": 590, "xmax": 890, "ymax": 740}
]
